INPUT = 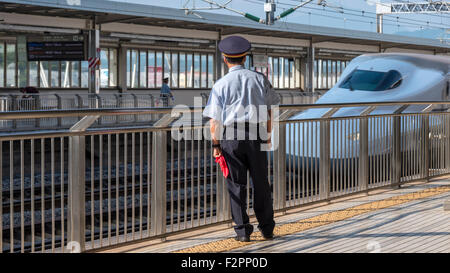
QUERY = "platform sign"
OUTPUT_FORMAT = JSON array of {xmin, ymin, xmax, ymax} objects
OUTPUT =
[
  {"xmin": 253, "ymin": 54, "xmax": 268, "ymax": 68},
  {"xmin": 27, "ymin": 35, "xmax": 87, "ymax": 61}
]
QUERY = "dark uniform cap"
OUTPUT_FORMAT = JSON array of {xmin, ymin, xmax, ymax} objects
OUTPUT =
[{"xmin": 218, "ymin": 36, "xmax": 251, "ymax": 58}]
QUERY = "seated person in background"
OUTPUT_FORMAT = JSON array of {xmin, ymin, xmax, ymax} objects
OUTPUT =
[
  {"xmin": 19, "ymin": 86, "xmax": 40, "ymax": 110},
  {"xmin": 160, "ymin": 77, "xmax": 174, "ymax": 107},
  {"xmin": 20, "ymin": 86, "xmax": 39, "ymax": 99}
]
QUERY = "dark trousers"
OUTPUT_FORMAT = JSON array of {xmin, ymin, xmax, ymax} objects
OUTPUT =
[{"xmin": 221, "ymin": 124, "xmax": 275, "ymax": 237}]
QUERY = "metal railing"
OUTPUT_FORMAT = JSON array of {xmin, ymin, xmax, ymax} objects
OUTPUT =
[
  {"xmin": 0, "ymin": 100, "xmax": 448, "ymax": 253},
  {"xmin": 201, "ymin": 91, "xmax": 325, "ymax": 106},
  {"xmin": 0, "ymin": 91, "xmax": 323, "ymax": 131}
]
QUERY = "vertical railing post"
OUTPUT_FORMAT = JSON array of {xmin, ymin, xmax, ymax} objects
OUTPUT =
[
  {"xmin": 151, "ymin": 130, "xmax": 167, "ymax": 236},
  {"xmin": 273, "ymin": 122, "xmax": 286, "ymax": 211},
  {"xmin": 55, "ymin": 94, "xmax": 62, "ymax": 127},
  {"xmin": 391, "ymin": 116, "xmax": 402, "ymax": 188},
  {"xmin": 68, "ymin": 135, "xmax": 86, "ymax": 252},
  {"xmin": 132, "ymin": 94, "xmax": 138, "ymax": 123},
  {"xmin": 114, "ymin": 94, "xmax": 120, "ymax": 124},
  {"xmin": 10, "ymin": 95, "xmax": 17, "ymax": 129},
  {"xmin": 95, "ymin": 94, "xmax": 102, "ymax": 125},
  {"xmin": 319, "ymin": 120, "xmax": 330, "ymax": 200},
  {"xmin": 149, "ymin": 94, "xmax": 155, "ymax": 121},
  {"xmin": 34, "ymin": 95, "xmax": 41, "ymax": 128},
  {"xmin": 359, "ymin": 117, "xmax": 369, "ymax": 192},
  {"xmin": 422, "ymin": 115, "xmax": 430, "ymax": 181}
]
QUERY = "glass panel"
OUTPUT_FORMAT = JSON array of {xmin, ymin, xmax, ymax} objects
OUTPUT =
[
  {"xmin": 201, "ymin": 54, "xmax": 207, "ymax": 88},
  {"xmin": 71, "ymin": 61, "xmax": 80, "ymax": 88},
  {"xmin": 109, "ymin": 48, "xmax": 117, "ymax": 87},
  {"xmin": 284, "ymin": 58, "xmax": 289, "ymax": 88},
  {"xmin": 327, "ymin": 60, "xmax": 332, "ymax": 88},
  {"xmin": 289, "ymin": 59, "xmax": 294, "ymax": 89},
  {"xmin": 40, "ymin": 61, "xmax": 49, "ymax": 88},
  {"xmin": 100, "ymin": 49, "xmax": 109, "ymax": 88},
  {"xmin": 139, "ymin": 50, "xmax": 147, "ymax": 88},
  {"xmin": 156, "ymin": 52, "xmax": 163, "ymax": 87},
  {"xmin": 61, "ymin": 61, "xmax": 70, "ymax": 88},
  {"xmin": 337, "ymin": 60, "xmax": 341, "ymax": 80},
  {"xmin": 0, "ymin": 43, "xmax": 3, "ymax": 87},
  {"xmin": 6, "ymin": 44, "xmax": 16, "ymax": 87},
  {"xmin": 171, "ymin": 52, "xmax": 178, "ymax": 88},
  {"xmin": 81, "ymin": 61, "xmax": 88, "ymax": 88},
  {"xmin": 267, "ymin": 56, "xmax": 273, "ymax": 84},
  {"xmin": 148, "ymin": 50, "xmax": 155, "ymax": 88},
  {"xmin": 18, "ymin": 60, "xmax": 27, "ymax": 87},
  {"xmin": 179, "ymin": 53, "xmax": 186, "ymax": 88},
  {"xmin": 314, "ymin": 60, "xmax": 318, "ymax": 89},
  {"xmin": 194, "ymin": 54, "xmax": 200, "ymax": 88},
  {"xmin": 279, "ymin": 58, "xmax": 284, "ymax": 88},
  {"xmin": 50, "ymin": 61, "xmax": 59, "ymax": 87},
  {"xmin": 295, "ymin": 58, "xmax": 300, "ymax": 88},
  {"xmin": 29, "ymin": 61, "xmax": 38, "ymax": 87},
  {"xmin": 164, "ymin": 52, "xmax": 171, "ymax": 87},
  {"xmin": 317, "ymin": 60, "xmax": 320, "ymax": 89},
  {"xmin": 244, "ymin": 55, "xmax": 250, "ymax": 69},
  {"xmin": 186, "ymin": 54, "xmax": 193, "ymax": 88},
  {"xmin": 273, "ymin": 57, "xmax": 278, "ymax": 88},
  {"xmin": 208, "ymin": 54, "xmax": 214, "ymax": 88},
  {"xmin": 126, "ymin": 50, "xmax": 131, "ymax": 87},
  {"xmin": 131, "ymin": 50, "xmax": 138, "ymax": 88}
]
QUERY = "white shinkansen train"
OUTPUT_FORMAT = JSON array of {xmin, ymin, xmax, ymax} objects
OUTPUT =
[{"xmin": 287, "ymin": 53, "xmax": 450, "ymax": 160}]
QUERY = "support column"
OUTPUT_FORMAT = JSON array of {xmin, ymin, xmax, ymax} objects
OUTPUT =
[
  {"xmin": 215, "ymin": 30, "xmax": 222, "ymax": 82},
  {"xmin": 118, "ymin": 45, "xmax": 128, "ymax": 93},
  {"xmin": 307, "ymin": 40, "xmax": 315, "ymax": 93},
  {"xmin": 88, "ymin": 28, "xmax": 100, "ymax": 95},
  {"xmin": 300, "ymin": 57, "xmax": 307, "ymax": 91}
]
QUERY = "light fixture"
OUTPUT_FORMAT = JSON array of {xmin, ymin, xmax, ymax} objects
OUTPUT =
[
  {"xmin": 110, "ymin": 32, "xmax": 210, "ymax": 44},
  {"xmin": 0, "ymin": 23, "xmax": 80, "ymax": 34}
]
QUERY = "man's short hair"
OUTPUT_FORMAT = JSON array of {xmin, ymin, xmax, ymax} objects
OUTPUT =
[{"xmin": 225, "ymin": 56, "xmax": 245, "ymax": 65}]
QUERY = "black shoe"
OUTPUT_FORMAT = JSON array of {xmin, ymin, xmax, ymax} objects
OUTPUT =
[
  {"xmin": 259, "ymin": 228, "xmax": 274, "ymax": 240},
  {"xmin": 261, "ymin": 232, "xmax": 274, "ymax": 240},
  {"xmin": 234, "ymin": 235, "xmax": 251, "ymax": 242}
]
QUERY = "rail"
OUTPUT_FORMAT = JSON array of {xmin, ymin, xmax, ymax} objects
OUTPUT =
[{"xmin": 0, "ymin": 100, "xmax": 449, "ymax": 253}]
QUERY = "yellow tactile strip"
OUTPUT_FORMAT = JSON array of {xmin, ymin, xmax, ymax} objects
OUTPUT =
[{"xmin": 173, "ymin": 185, "xmax": 450, "ymax": 253}]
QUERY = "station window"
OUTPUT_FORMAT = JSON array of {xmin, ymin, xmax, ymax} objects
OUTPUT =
[
  {"xmin": 126, "ymin": 49, "xmax": 215, "ymax": 89},
  {"xmin": 314, "ymin": 58, "xmax": 350, "ymax": 90},
  {"xmin": 0, "ymin": 42, "xmax": 117, "ymax": 89},
  {"xmin": 264, "ymin": 56, "xmax": 302, "ymax": 90}
]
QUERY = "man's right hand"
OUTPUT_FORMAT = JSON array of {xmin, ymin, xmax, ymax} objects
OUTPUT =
[{"xmin": 213, "ymin": 147, "xmax": 222, "ymax": 158}]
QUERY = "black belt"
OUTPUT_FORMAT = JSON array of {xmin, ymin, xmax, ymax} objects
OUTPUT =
[{"xmin": 223, "ymin": 122, "xmax": 268, "ymax": 141}]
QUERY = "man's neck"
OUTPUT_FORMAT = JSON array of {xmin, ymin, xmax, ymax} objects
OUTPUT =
[{"xmin": 227, "ymin": 63, "xmax": 244, "ymax": 69}]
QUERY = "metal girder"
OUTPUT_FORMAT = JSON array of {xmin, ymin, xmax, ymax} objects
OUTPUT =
[{"xmin": 377, "ymin": 2, "xmax": 450, "ymax": 14}]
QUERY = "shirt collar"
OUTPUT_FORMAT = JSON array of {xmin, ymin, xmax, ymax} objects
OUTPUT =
[{"xmin": 229, "ymin": 65, "xmax": 244, "ymax": 72}]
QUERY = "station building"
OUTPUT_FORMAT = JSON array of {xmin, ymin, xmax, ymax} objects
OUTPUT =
[{"xmin": 0, "ymin": 0, "xmax": 449, "ymax": 106}]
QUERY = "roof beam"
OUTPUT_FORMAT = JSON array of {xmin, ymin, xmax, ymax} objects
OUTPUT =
[{"xmin": 97, "ymin": 15, "xmax": 143, "ymax": 25}]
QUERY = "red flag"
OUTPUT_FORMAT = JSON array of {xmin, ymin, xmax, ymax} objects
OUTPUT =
[{"xmin": 215, "ymin": 155, "xmax": 229, "ymax": 178}]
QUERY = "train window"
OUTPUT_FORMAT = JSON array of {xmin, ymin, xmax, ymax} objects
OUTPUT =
[{"xmin": 339, "ymin": 69, "xmax": 402, "ymax": 91}]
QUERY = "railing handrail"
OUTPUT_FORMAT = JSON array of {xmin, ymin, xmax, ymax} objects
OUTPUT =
[{"xmin": 0, "ymin": 101, "xmax": 448, "ymax": 120}]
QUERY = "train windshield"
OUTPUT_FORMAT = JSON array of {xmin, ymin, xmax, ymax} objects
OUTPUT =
[{"xmin": 339, "ymin": 69, "xmax": 402, "ymax": 91}]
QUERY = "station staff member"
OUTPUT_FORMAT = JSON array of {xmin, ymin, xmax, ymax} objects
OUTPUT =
[
  {"xmin": 203, "ymin": 36, "xmax": 280, "ymax": 242},
  {"xmin": 160, "ymin": 77, "xmax": 174, "ymax": 106}
]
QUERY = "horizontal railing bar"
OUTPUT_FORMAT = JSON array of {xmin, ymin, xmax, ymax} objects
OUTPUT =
[
  {"xmin": 283, "ymin": 110, "xmax": 450, "ymax": 123},
  {"xmin": 1, "ymin": 111, "xmax": 449, "ymax": 141},
  {"xmin": 1, "ymin": 101, "xmax": 450, "ymax": 120}
]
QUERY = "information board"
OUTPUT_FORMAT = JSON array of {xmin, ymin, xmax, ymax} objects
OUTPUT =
[{"xmin": 27, "ymin": 35, "xmax": 87, "ymax": 61}]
